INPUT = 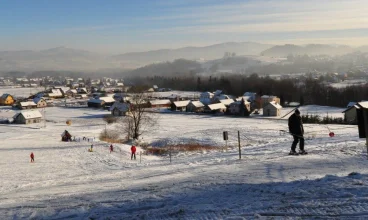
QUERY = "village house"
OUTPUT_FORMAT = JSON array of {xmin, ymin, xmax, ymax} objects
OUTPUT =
[
  {"xmin": 0, "ymin": 94, "xmax": 15, "ymax": 106},
  {"xmin": 199, "ymin": 92, "xmax": 214, "ymax": 104},
  {"xmin": 148, "ymin": 99, "xmax": 171, "ymax": 109},
  {"xmin": 172, "ymin": 100, "xmax": 190, "ymax": 111},
  {"xmin": 77, "ymin": 88, "xmax": 88, "ymax": 94},
  {"xmin": 205, "ymin": 103, "xmax": 227, "ymax": 114},
  {"xmin": 13, "ymin": 110, "xmax": 43, "ymax": 124},
  {"xmin": 263, "ymin": 101, "xmax": 282, "ymax": 117},
  {"xmin": 342, "ymin": 101, "xmax": 368, "ymax": 124},
  {"xmin": 33, "ymin": 97, "xmax": 47, "ymax": 108},
  {"xmin": 229, "ymin": 100, "xmax": 251, "ymax": 115},
  {"xmin": 261, "ymin": 95, "xmax": 280, "ymax": 107},
  {"xmin": 186, "ymin": 101, "xmax": 205, "ymax": 113},
  {"xmin": 88, "ymin": 96, "xmax": 115, "ymax": 109},
  {"xmin": 219, "ymin": 99, "xmax": 235, "ymax": 107},
  {"xmin": 48, "ymin": 88, "xmax": 64, "ymax": 99},
  {"xmin": 17, "ymin": 101, "xmax": 37, "ymax": 110},
  {"xmin": 110, "ymin": 102, "xmax": 130, "ymax": 116},
  {"xmin": 65, "ymin": 89, "xmax": 78, "ymax": 97}
]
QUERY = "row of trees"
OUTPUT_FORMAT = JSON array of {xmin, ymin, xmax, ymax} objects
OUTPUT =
[{"xmin": 126, "ymin": 73, "xmax": 368, "ymax": 108}]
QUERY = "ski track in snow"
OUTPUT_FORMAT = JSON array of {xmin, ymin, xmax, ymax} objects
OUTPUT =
[{"xmin": 0, "ymin": 106, "xmax": 367, "ymax": 219}]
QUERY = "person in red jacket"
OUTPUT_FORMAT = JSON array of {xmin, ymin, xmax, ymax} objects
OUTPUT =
[
  {"xmin": 131, "ymin": 145, "xmax": 136, "ymax": 160},
  {"xmin": 110, "ymin": 144, "xmax": 114, "ymax": 153},
  {"xmin": 30, "ymin": 152, "xmax": 34, "ymax": 163}
]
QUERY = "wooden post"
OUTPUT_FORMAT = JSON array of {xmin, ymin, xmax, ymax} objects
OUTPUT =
[
  {"xmin": 238, "ymin": 131, "xmax": 241, "ymax": 159},
  {"xmin": 169, "ymin": 146, "xmax": 172, "ymax": 163},
  {"xmin": 140, "ymin": 151, "xmax": 142, "ymax": 163}
]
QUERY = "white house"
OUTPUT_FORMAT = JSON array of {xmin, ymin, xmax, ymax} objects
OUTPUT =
[
  {"xmin": 263, "ymin": 101, "xmax": 282, "ymax": 116},
  {"xmin": 13, "ymin": 110, "xmax": 43, "ymax": 124}
]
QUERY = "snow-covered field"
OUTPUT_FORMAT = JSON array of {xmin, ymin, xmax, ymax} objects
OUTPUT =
[
  {"xmin": 1, "ymin": 105, "xmax": 368, "ymax": 219},
  {"xmin": 0, "ymin": 86, "xmax": 44, "ymax": 98}
]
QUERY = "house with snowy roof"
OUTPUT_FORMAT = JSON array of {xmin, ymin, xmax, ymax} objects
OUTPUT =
[
  {"xmin": 33, "ymin": 97, "xmax": 47, "ymax": 108},
  {"xmin": 263, "ymin": 101, "xmax": 282, "ymax": 117},
  {"xmin": 13, "ymin": 110, "xmax": 43, "ymax": 124},
  {"xmin": 17, "ymin": 101, "xmax": 37, "ymax": 110},
  {"xmin": 172, "ymin": 100, "xmax": 190, "ymax": 111},
  {"xmin": 110, "ymin": 102, "xmax": 130, "ymax": 116},
  {"xmin": 186, "ymin": 101, "xmax": 205, "ymax": 113},
  {"xmin": 205, "ymin": 103, "xmax": 227, "ymax": 114},
  {"xmin": 0, "ymin": 94, "xmax": 15, "ymax": 106},
  {"xmin": 88, "ymin": 96, "xmax": 115, "ymax": 109},
  {"xmin": 148, "ymin": 99, "xmax": 171, "ymax": 108}
]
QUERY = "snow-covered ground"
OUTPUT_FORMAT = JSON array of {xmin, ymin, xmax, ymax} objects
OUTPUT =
[
  {"xmin": 330, "ymin": 79, "xmax": 367, "ymax": 88},
  {"xmin": 0, "ymin": 86, "xmax": 44, "ymax": 98},
  {"xmin": 0, "ymin": 106, "xmax": 367, "ymax": 219}
]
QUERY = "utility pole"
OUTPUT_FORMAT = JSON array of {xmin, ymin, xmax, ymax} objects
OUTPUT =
[{"xmin": 43, "ymin": 107, "xmax": 46, "ymax": 128}]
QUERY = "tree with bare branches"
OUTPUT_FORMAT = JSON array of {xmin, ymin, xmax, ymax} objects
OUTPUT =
[{"xmin": 121, "ymin": 92, "xmax": 157, "ymax": 140}]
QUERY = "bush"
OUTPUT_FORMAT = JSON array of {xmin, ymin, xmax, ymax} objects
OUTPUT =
[
  {"xmin": 302, "ymin": 114, "xmax": 346, "ymax": 125},
  {"xmin": 99, "ymin": 129, "xmax": 122, "ymax": 143},
  {"xmin": 145, "ymin": 143, "xmax": 218, "ymax": 156},
  {"xmin": 103, "ymin": 115, "xmax": 118, "ymax": 124}
]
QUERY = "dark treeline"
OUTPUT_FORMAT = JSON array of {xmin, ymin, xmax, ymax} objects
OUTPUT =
[{"xmin": 126, "ymin": 73, "xmax": 368, "ymax": 107}]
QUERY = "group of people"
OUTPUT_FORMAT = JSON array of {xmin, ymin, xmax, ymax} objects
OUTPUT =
[
  {"xmin": 29, "ymin": 109, "xmax": 305, "ymax": 163},
  {"xmin": 90, "ymin": 143, "xmax": 137, "ymax": 160}
]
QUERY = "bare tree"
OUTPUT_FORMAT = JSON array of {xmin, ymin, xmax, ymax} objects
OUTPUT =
[{"xmin": 121, "ymin": 92, "xmax": 157, "ymax": 140}]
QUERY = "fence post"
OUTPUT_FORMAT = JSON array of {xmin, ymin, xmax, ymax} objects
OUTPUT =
[
  {"xmin": 238, "ymin": 131, "xmax": 241, "ymax": 159},
  {"xmin": 140, "ymin": 151, "xmax": 142, "ymax": 163}
]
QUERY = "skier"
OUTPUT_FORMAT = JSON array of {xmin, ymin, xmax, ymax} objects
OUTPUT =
[
  {"xmin": 110, "ymin": 144, "xmax": 114, "ymax": 153},
  {"xmin": 90, "ymin": 144, "xmax": 93, "ymax": 152},
  {"xmin": 131, "ymin": 145, "xmax": 136, "ymax": 160},
  {"xmin": 30, "ymin": 152, "xmax": 35, "ymax": 163},
  {"xmin": 288, "ymin": 109, "xmax": 307, "ymax": 155}
]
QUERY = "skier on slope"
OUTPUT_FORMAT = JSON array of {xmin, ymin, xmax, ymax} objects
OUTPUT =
[
  {"xmin": 30, "ymin": 152, "xmax": 35, "ymax": 163},
  {"xmin": 131, "ymin": 145, "xmax": 136, "ymax": 160},
  {"xmin": 110, "ymin": 144, "xmax": 114, "ymax": 153},
  {"xmin": 288, "ymin": 109, "xmax": 307, "ymax": 155}
]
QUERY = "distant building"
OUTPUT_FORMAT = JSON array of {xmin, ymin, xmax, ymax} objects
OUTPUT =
[
  {"xmin": 148, "ymin": 99, "xmax": 171, "ymax": 109},
  {"xmin": 205, "ymin": 103, "xmax": 227, "ymax": 114},
  {"xmin": 229, "ymin": 100, "xmax": 251, "ymax": 115},
  {"xmin": 17, "ymin": 101, "xmax": 37, "ymax": 110},
  {"xmin": 172, "ymin": 100, "xmax": 190, "ymax": 111},
  {"xmin": 110, "ymin": 102, "xmax": 130, "ymax": 116},
  {"xmin": 13, "ymin": 110, "xmax": 43, "ymax": 124},
  {"xmin": 0, "ymin": 94, "xmax": 15, "ymax": 106},
  {"xmin": 263, "ymin": 101, "xmax": 282, "ymax": 117},
  {"xmin": 33, "ymin": 97, "xmax": 47, "ymax": 108},
  {"xmin": 186, "ymin": 101, "xmax": 204, "ymax": 113},
  {"xmin": 261, "ymin": 95, "xmax": 280, "ymax": 107}
]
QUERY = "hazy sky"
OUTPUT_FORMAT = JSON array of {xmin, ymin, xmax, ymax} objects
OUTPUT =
[{"xmin": 1, "ymin": 0, "xmax": 368, "ymax": 54}]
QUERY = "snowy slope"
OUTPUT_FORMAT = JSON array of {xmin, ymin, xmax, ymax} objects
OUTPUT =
[{"xmin": 0, "ymin": 106, "xmax": 367, "ymax": 219}]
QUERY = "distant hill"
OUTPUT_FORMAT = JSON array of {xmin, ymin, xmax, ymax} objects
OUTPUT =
[
  {"xmin": 126, "ymin": 59, "xmax": 202, "ymax": 77},
  {"xmin": 0, "ymin": 47, "xmax": 121, "ymax": 71},
  {"xmin": 261, "ymin": 44, "xmax": 355, "ymax": 57},
  {"xmin": 112, "ymin": 42, "xmax": 273, "ymax": 64}
]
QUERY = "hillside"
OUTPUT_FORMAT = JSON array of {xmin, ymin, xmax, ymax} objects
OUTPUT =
[
  {"xmin": 261, "ymin": 44, "xmax": 355, "ymax": 57},
  {"xmin": 113, "ymin": 42, "xmax": 273, "ymax": 64}
]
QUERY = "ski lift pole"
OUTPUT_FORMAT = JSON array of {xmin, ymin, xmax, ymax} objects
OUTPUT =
[{"xmin": 238, "ymin": 131, "xmax": 242, "ymax": 159}]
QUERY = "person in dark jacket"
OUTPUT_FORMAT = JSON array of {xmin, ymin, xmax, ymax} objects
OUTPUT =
[
  {"xmin": 288, "ymin": 109, "xmax": 307, "ymax": 155},
  {"xmin": 30, "ymin": 152, "xmax": 35, "ymax": 163}
]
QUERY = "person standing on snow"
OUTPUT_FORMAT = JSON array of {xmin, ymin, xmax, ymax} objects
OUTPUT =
[
  {"xmin": 110, "ymin": 144, "xmax": 114, "ymax": 153},
  {"xmin": 288, "ymin": 109, "xmax": 307, "ymax": 155},
  {"xmin": 131, "ymin": 145, "xmax": 136, "ymax": 160},
  {"xmin": 30, "ymin": 152, "xmax": 35, "ymax": 163}
]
